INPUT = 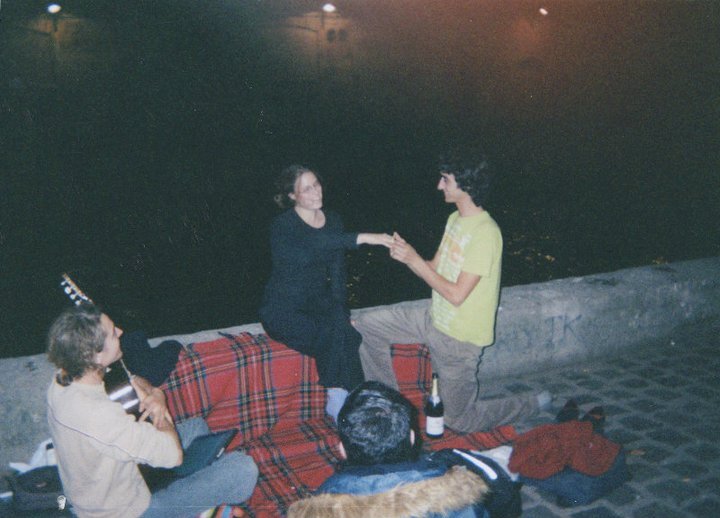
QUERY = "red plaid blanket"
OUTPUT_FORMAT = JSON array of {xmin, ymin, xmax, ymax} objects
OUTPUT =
[{"xmin": 162, "ymin": 334, "xmax": 516, "ymax": 517}]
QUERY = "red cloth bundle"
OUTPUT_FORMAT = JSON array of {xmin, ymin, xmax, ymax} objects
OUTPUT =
[{"xmin": 509, "ymin": 420, "xmax": 621, "ymax": 479}]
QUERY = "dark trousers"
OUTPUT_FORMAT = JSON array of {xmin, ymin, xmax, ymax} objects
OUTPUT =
[{"xmin": 262, "ymin": 304, "xmax": 364, "ymax": 391}]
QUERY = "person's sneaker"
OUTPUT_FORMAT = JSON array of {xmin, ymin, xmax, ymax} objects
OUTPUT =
[
  {"xmin": 536, "ymin": 390, "xmax": 554, "ymax": 412},
  {"xmin": 325, "ymin": 387, "xmax": 349, "ymax": 423},
  {"xmin": 581, "ymin": 406, "xmax": 606, "ymax": 434}
]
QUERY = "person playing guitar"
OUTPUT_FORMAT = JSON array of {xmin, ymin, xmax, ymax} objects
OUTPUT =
[{"xmin": 48, "ymin": 277, "xmax": 258, "ymax": 517}]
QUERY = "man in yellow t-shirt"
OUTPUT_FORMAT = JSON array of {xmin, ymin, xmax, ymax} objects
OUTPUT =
[
  {"xmin": 430, "ymin": 209, "xmax": 502, "ymax": 347},
  {"xmin": 357, "ymin": 149, "xmax": 551, "ymax": 433}
]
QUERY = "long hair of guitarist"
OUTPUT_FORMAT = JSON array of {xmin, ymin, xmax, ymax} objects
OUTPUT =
[{"xmin": 47, "ymin": 304, "xmax": 107, "ymax": 386}]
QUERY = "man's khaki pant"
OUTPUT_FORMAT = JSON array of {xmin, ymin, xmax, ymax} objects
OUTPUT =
[{"xmin": 356, "ymin": 300, "xmax": 539, "ymax": 433}]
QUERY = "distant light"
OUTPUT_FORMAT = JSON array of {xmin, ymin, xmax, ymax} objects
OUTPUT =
[
  {"xmin": 539, "ymin": 7, "xmax": 548, "ymax": 16},
  {"xmin": 47, "ymin": 3, "xmax": 62, "ymax": 14},
  {"xmin": 322, "ymin": 4, "xmax": 336, "ymax": 13}
]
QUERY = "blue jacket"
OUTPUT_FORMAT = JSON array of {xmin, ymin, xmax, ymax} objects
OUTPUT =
[{"xmin": 289, "ymin": 454, "xmax": 490, "ymax": 518}]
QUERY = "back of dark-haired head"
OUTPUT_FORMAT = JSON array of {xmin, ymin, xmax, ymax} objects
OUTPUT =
[
  {"xmin": 438, "ymin": 146, "xmax": 494, "ymax": 207},
  {"xmin": 337, "ymin": 381, "xmax": 419, "ymax": 466},
  {"xmin": 47, "ymin": 304, "xmax": 106, "ymax": 386},
  {"xmin": 273, "ymin": 164, "xmax": 322, "ymax": 209}
]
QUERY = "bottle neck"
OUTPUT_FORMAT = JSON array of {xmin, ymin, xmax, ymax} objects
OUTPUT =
[{"xmin": 431, "ymin": 377, "xmax": 439, "ymax": 398}]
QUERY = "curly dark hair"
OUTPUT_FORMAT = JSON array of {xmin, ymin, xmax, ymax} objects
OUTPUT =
[
  {"xmin": 337, "ymin": 381, "xmax": 420, "ymax": 466},
  {"xmin": 438, "ymin": 146, "xmax": 494, "ymax": 207},
  {"xmin": 273, "ymin": 164, "xmax": 322, "ymax": 209},
  {"xmin": 47, "ymin": 304, "xmax": 107, "ymax": 386}
]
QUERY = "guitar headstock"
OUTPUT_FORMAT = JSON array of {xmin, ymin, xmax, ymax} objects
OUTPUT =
[{"xmin": 60, "ymin": 273, "xmax": 94, "ymax": 306}]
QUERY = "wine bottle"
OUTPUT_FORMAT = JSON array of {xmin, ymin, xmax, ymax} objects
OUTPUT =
[{"xmin": 425, "ymin": 373, "xmax": 444, "ymax": 438}]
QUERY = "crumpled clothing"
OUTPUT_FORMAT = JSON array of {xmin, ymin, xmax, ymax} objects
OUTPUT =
[
  {"xmin": 9, "ymin": 438, "xmax": 56, "ymax": 474},
  {"xmin": 508, "ymin": 421, "xmax": 620, "ymax": 479}
]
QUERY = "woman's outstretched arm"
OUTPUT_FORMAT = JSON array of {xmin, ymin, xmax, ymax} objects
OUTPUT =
[{"xmin": 356, "ymin": 233, "xmax": 394, "ymax": 247}]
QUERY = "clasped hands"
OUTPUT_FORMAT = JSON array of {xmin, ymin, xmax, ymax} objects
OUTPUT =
[
  {"xmin": 131, "ymin": 375, "xmax": 175, "ymax": 430},
  {"xmin": 389, "ymin": 232, "xmax": 420, "ymax": 266}
]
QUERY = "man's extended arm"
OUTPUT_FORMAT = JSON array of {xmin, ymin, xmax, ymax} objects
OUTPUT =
[{"xmin": 390, "ymin": 233, "xmax": 480, "ymax": 307}]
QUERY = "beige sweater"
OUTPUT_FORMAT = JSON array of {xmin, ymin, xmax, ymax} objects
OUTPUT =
[{"xmin": 47, "ymin": 378, "xmax": 180, "ymax": 518}]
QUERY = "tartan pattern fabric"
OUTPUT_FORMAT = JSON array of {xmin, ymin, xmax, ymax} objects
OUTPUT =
[
  {"xmin": 163, "ymin": 332, "xmax": 327, "ymax": 449},
  {"xmin": 161, "ymin": 334, "xmax": 516, "ymax": 518},
  {"xmin": 241, "ymin": 419, "xmax": 342, "ymax": 517},
  {"xmin": 392, "ymin": 341, "xmax": 435, "ymax": 408}
]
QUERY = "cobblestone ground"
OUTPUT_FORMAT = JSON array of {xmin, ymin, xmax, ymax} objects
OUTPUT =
[{"xmin": 492, "ymin": 325, "xmax": 720, "ymax": 517}]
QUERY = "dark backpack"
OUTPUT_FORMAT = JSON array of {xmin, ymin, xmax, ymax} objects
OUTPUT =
[
  {"xmin": 519, "ymin": 448, "xmax": 629, "ymax": 507},
  {"xmin": 6, "ymin": 465, "xmax": 65, "ymax": 512}
]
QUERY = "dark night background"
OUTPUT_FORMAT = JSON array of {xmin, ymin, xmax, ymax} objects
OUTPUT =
[{"xmin": 1, "ymin": 0, "xmax": 718, "ymax": 358}]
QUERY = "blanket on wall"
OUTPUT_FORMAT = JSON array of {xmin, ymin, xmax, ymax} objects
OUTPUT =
[{"xmin": 161, "ymin": 332, "xmax": 517, "ymax": 517}]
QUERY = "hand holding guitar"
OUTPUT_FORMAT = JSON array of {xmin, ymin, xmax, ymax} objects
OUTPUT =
[{"xmin": 131, "ymin": 375, "xmax": 175, "ymax": 430}]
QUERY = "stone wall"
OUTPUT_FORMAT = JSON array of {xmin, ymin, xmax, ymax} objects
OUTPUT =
[
  {"xmin": 480, "ymin": 256, "xmax": 720, "ymax": 379},
  {"xmin": 2, "ymin": 256, "xmax": 718, "ymax": 471}
]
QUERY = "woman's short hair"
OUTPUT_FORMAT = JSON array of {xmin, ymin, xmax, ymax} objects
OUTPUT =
[
  {"xmin": 47, "ymin": 304, "xmax": 106, "ymax": 386},
  {"xmin": 337, "ymin": 381, "xmax": 419, "ymax": 466},
  {"xmin": 273, "ymin": 164, "xmax": 322, "ymax": 209}
]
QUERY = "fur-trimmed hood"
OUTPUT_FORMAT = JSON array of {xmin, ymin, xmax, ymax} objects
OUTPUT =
[{"xmin": 288, "ymin": 465, "xmax": 489, "ymax": 518}]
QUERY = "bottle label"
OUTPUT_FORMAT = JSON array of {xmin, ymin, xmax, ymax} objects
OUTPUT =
[{"xmin": 426, "ymin": 416, "xmax": 444, "ymax": 436}]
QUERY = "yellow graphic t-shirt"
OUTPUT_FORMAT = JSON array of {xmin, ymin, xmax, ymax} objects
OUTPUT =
[{"xmin": 430, "ymin": 210, "xmax": 502, "ymax": 347}]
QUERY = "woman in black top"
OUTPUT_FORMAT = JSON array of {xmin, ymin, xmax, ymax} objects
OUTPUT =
[{"xmin": 260, "ymin": 165, "xmax": 392, "ymax": 419}]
